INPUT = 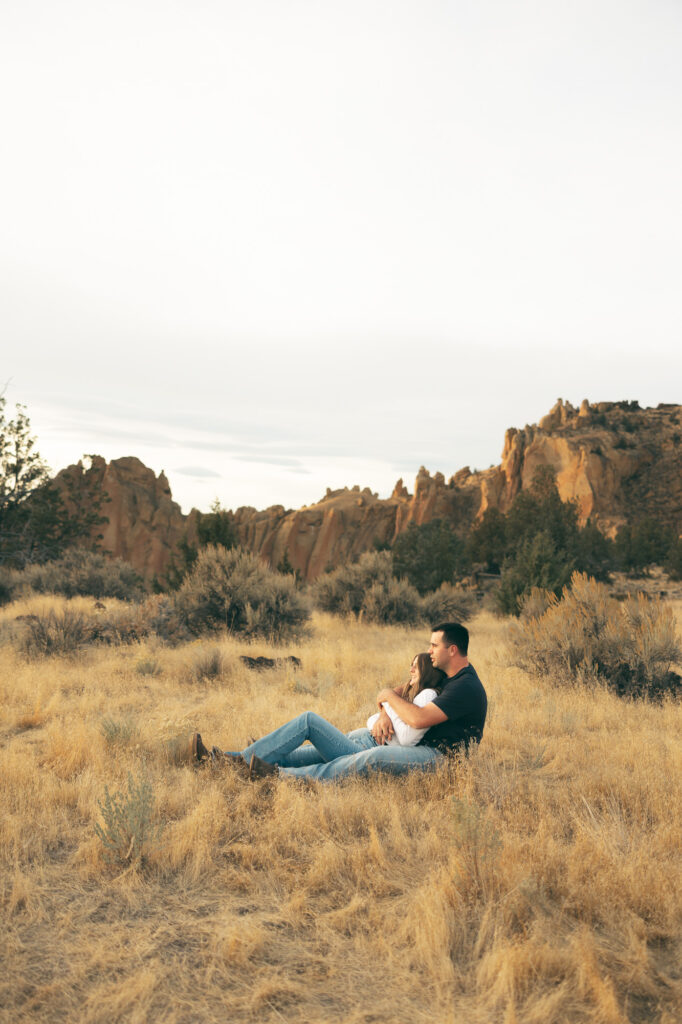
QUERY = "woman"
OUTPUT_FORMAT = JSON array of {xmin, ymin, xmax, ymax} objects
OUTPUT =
[
  {"xmin": 365, "ymin": 652, "xmax": 445, "ymax": 746},
  {"xmin": 191, "ymin": 653, "xmax": 446, "ymax": 777}
]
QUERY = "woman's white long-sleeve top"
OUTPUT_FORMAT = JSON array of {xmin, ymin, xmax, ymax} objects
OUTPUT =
[{"xmin": 366, "ymin": 688, "xmax": 438, "ymax": 747}]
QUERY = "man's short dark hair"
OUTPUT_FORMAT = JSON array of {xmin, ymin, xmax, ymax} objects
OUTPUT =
[{"xmin": 432, "ymin": 622, "xmax": 469, "ymax": 655}]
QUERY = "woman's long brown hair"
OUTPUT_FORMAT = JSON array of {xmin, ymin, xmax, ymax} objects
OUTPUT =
[{"xmin": 400, "ymin": 652, "xmax": 446, "ymax": 702}]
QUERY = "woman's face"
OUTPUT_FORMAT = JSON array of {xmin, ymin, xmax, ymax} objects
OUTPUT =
[{"xmin": 409, "ymin": 657, "xmax": 420, "ymax": 685}]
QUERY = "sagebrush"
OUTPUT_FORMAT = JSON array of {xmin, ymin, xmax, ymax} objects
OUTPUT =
[
  {"xmin": 313, "ymin": 550, "xmax": 474, "ymax": 625},
  {"xmin": 19, "ymin": 607, "xmax": 92, "ymax": 657},
  {"xmin": 313, "ymin": 550, "xmax": 393, "ymax": 617},
  {"xmin": 174, "ymin": 545, "xmax": 310, "ymax": 642},
  {"xmin": 12, "ymin": 548, "xmax": 145, "ymax": 601},
  {"xmin": 187, "ymin": 644, "xmax": 225, "ymax": 682},
  {"xmin": 94, "ymin": 771, "xmax": 163, "ymax": 867},
  {"xmin": 420, "ymin": 582, "xmax": 475, "ymax": 625},
  {"xmin": 511, "ymin": 572, "xmax": 681, "ymax": 697}
]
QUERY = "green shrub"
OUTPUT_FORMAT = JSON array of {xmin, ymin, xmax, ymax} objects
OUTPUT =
[
  {"xmin": 665, "ymin": 538, "xmax": 682, "ymax": 581},
  {"xmin": 420, "ymin": 583, "xmax": 475, "ymax": 625},
  {"xmin": 19, "ymin": 608, "xmax": 92, "ymax": 657},
  {"xmin": 392, "ymin": 519, "xmax": 470, "ymax": 594},
  {"xmin": 164, "ymin": 500, "xmax": 237, "ymax": 589},
  {"xmin": 144, "ymin": 595, "xmax": 190, "ymax": 644},
  {"xmin": 497, "ymin": 532, "xmax": 573, "ymax": 616},
  {"xmin": 134, "ymin": 657, "xmax": 161, "ymax": 677},
  {"xmin": 88, "ymin": 603, "xmax": 153, "ymax": 645},
  {"xmin": 614, "ymin": 519, "xmax": 678, "ymax": 574},
  {"xmin": 100, "ymin": 716, "xmax": 138, "ymax": 746},
  {"xmin": 174, "ymin": 545, "xmax": 310, "ymax": 643},
  {"xmin": 313, "ymin": 551, "xmax": 476, "ymax": 626},
  {"xmin": 362, "ymin": 577, "xmax": 423, "ymax": 625},
  {"xmin": 95, "ymin": 772, "xmax": 163, "ymax": 868},
  {"xmin": 313, "ymin": 551, "xmax": 392, "ymax": 616},
  {"xmin": 510, "ymin": 572, "xmax": 681, "ymax": 698},
  {"xmin": 17, "ymin": 548, "xmax": 144, "ymax": 601}
]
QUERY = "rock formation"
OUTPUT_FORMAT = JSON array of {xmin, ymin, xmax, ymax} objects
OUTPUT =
[
  {"xmin": 53, "ymin": 456, "xmax": 188, "ymax": 580},
  {"xmin": 51, "ymin": 400, "xmax": 682, "ymax": 581}
]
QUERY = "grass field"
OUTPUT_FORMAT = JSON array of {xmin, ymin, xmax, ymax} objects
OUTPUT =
[{"xmin": 1, "ymin": 597, "xmax": 681, "ymax": 1023}]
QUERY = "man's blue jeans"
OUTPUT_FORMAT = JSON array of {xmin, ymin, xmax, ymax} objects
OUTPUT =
[{"xmin": 232, "ymin": 711, "xmax": 443, "ymax": 782}]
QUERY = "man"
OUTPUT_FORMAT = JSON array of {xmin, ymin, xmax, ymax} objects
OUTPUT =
[
  {"xmin": 373, "ymin": 622, "xmax": 487, "ymax": 755},
  {"xmin": 192, "ymin": 622, "xmax": 487, "ymax": 781}
]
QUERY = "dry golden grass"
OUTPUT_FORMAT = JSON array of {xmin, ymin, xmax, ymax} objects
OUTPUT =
[{"xmin": 1, "ymin": 600, "xmax": 681, "ymax": 1023}]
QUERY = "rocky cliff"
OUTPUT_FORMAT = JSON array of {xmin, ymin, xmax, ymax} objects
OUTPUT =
[
  {"xmin": 52, "ymin": 400, "xmax": 682, "ymax": 581},
  {"xmin": 54, "ymin": 456, "xmax": 189, "ymax": 579}
]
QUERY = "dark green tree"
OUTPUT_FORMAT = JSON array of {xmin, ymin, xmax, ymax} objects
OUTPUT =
[
  {"xmin": 163, "ymin": 499, "xmax": 237, "ymax": 589},
  {"xmin": 467, "ymin": 507, "xmax": 507, "ymax": 572},
  {"xmin": 614, "ymin": 518, "xmax": 678, "ymax": 573},
  {"xmin": 276, "ymin": 549, "xmax": 301, "ymax": 583},
  {"xmin": 664, "ymin": 537, "xmax": 682, "ymax": 581},
  {"xmin": 497, "ymin": 531, "xmax": 573, "ymax": 616},
  {"xmin": 0, "ymin": 398, "xmax": 106, "ymax": 568},
  {"xmin": 392, "ymin": 519, "xmax": 469, "ymax": 595},
  {"xmin": 504, "ymin": 466, "xmax": 581, "ymax": 556},
  {"xmin": 492, "ymin": 468, "xmax": 613, "ymax": 615},
  {"xmin": 573, "ymin": 519, "xmax": 614, "ymax": 579},
  {"xmin": 0, "ymin": 399, "xmax": 49, "ymax": 510}
]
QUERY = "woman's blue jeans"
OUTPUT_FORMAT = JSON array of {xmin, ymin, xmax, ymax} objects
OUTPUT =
[{"xmin": 231, "ymin": 711, "xmax": 443, "ymax": 782}]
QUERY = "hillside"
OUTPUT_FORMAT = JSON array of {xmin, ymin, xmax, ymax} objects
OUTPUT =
[{"xmin": 53, "ymin": 399, "xmax": 682, "ymax": 581}]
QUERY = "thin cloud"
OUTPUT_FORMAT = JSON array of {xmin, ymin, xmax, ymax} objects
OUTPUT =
[
  {"xmin": 234, "ymin": 454, "xmax": 312, "ymax": 472},
  {"xmin": 174, "ymin": 465, "xmax": 222, "ymax": 479}
]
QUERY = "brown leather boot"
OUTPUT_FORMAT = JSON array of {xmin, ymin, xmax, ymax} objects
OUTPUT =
[
  {"xmin": 249, "ymin": 754, "xmax": 279, "ymax": 779},
  {"xmin": 212, "ymin": 749, "xmax": 250, "ymax": 778},
  {"xmin": 189, "ymin": 732, "xmax": 211, "ymax": 765}
]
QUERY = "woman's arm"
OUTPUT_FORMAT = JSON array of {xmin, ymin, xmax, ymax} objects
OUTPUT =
[{"xmin": 380, "ymin": 688, "xmax": 438, "ymax": 746}]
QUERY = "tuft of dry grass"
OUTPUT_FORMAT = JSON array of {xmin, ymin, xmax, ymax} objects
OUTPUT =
[{"xmin": 0, "ymin": 600, "xmax": 680, "ymax": 1022}]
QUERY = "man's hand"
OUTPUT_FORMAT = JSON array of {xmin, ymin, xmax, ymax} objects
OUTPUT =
[
  {"xmin": 375, "ymin": 688, "xmax": 449, "ymax": 731},
  {"xmin": 371, "ymin": 707, "xmax": 394, "ymax": 745}
]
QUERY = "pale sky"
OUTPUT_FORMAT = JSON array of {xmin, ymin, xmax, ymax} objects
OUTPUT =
[{"xmin": 2, "ymin": 0, "xmax": 680, "ymax": 513}]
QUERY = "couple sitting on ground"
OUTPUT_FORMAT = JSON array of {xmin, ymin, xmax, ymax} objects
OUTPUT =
[{"xmin": 190, "ymin": 622, "xmax": 487, "ymax": 782}]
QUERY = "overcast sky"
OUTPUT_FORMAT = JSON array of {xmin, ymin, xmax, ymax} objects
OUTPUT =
[{"xmin": 2, "ymin": 0, "xmax": 681, "ymax": 513}]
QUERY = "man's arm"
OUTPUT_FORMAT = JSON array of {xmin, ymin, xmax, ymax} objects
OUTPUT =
[
  {"xmin": 370, "ymin": 684, "xmax": 405, "ymax": 743},
  {"xmin": 380, "ymin": 688, "xmax": 437, "ymax": 746},
  {"xmin": 376, "ymin": 688, "xmax": 448, "ymax": 730}
]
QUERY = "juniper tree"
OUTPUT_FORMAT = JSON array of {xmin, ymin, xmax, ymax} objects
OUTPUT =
[{"xmin": 0, "ymin": 396, "xmax": 106, "ymax": 567}]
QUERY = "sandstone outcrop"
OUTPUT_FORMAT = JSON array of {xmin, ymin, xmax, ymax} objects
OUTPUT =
[
  {"xmin": 487, "ymin": 399, "xmax": 681, "ymax": 534},
  {"xmin": 51, "ymin": 400, "xmax": 682, "ymax": 581},
  {"xmin": 53, "ymin": 456, "xmax": 188, "ymax": 580}
]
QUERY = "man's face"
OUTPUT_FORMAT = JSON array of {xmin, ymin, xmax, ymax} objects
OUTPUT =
[{"xmin": 429, "ymin": 631, "xmax": 451, "ymax": 670}]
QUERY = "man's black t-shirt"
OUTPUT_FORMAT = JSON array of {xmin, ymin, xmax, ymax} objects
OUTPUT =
[{"xmin": 419, "ymin": 664, "xmax": 487, "ymax": 753}]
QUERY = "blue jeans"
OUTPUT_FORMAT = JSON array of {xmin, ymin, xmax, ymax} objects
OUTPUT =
[{"xmin": 232, "ymin": 711, "xmax": 443, "ymax": 782}]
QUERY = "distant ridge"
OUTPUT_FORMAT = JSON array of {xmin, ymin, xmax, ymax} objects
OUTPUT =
[{"xmin": 54, "ymin": 399, "xmax": 682, "ymax": 581}]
